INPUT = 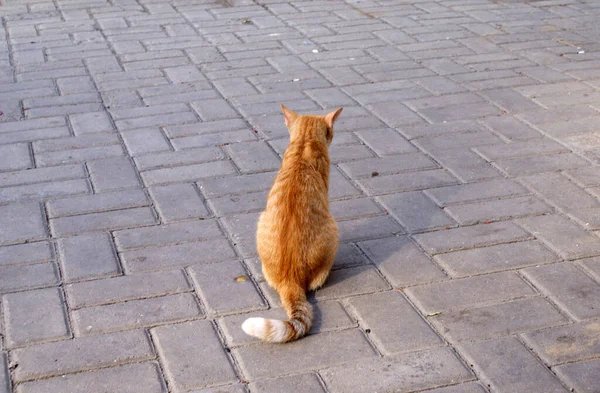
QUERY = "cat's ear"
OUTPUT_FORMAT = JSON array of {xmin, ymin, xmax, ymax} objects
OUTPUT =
[
  {"xmin": 324, "ymin": 107, "xmax": 343, "ymax": 128},
  {"xmin": 281, "ymin": 104, "xmax": 297, "ymax": 127}
]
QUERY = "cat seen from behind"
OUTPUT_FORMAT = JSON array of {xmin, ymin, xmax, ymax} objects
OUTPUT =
[{"xmin": 242, "ymin": 105, "xmax": 343, "ymax": 343}]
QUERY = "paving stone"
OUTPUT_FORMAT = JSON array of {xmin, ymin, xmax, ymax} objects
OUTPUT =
[
  {"xmin": 114, "ymin": 219, "xmax": 222, "ymax": 250},
  {"xmin": 72, "ymin": 293, "xmax": 202, "ymax": 335},
  {"xmin": 406, "ymin": 272, "xmax": 536, "ymax": 315},
  {"xmin": 481, "ymin": 116, "xmax": 543, "ymax": 141},
  {"xmin": 0, "ymin": 241, "xmax": 53, "ymax": 267},
  {"xmin": 330, "ymin": 198, "xmax": 381, "ymax": 221},
  {"xmin": 69, "ymin": 111, "xmax": 114, "ymax": 135},
  {"xmin": 220, "ymin": 211, "xmax": 260, "ymax": 257},
  {"xmin": 192, "ymin": 99, "xmax": 239, "ymax": 121},
  {"xmin": 35, "ymin": 145, "xmax": 125, "ymax": 166},
  {"xmin": 12, "ymin": 330, "xmax": 154, "ymax": 381},
  {"xmin": 121, "ymin": 128, "xmax": 171, "ymax": 156},
  {"xmin": 248, "ymin": 374, "xmax": 325, "ymax": 393},
  {"xmin": 431, "ymin": 297, "xmax": 567, "ymax": 342},
  {"xmin": 475, "ymin": 140, "xmax": 567, "ymax": 161},
  {"xmin": 367, "ymin": 101, "xmax": 424, "ymax": 126},
  {"xmin": 188, "ymin": 260, "xmax": 265, "ymax": 316},
  {"xmin": 219, "ymin": 300, "xmax": 355, "ymax": 347},
  {"xmin": 152, "ymin": 320, "xmax": 236, "ymax": 392},
  {"xmin": 50, "ymin": 207, "xmax": 157, "ymax": 237},
  {"xmin": 420, "ymin": 102, "xmax": 500, "ymax": 123},
  {"xmin": 377, "ymin": 191, "xmax": 456, "ymax": 233},
  {"xmin": 0, "ymin": 202, "xmax": 47, "ymax": 245},
  {"xmin": 522, "ymin": 321, "xmax": 600, "ymax": 365},
  {"xmin": 564, "ymin": 166, "xmax": 600, "ymax": 187},
  {"xmin": 234, "ymin": 329, "xmax": 376, "ymax": 379},
  {"xmin": 320, "ymin": 348, "xmax": 474, "ymax": 393},
  {"xmin": 520, "ymin": 173, "xmax": 599, "ymax": 210},
  {"xmin": 164, "ymin": 65, "xmax": 206, "ymax": 83},
  {"xmin": 135, "ymin": 147, "xmax": 226, "ymax": 171},
  {"xmin": 399, "ymin": 120, "xmax": 486, "ymax": 139},
  {"xmin": 149, "ymin": 183, "xmax": 210, "ymax": 222},
  {"xmin": 2, "ymin": 288, "xmax": 70, "ymax": 348},
  {"xmin": 554, "ymin": 358, "xmax": 600, "ymax": 393},
  {"xmin": 313, "ymin": 265, "xmax": 390, "ymax": 301},
  {"xmin": 224, "ymin": 141, "xmax": 281, "ymax": 173},
  {"xmin": 522, "ymin": 263, "xmax": 600, "ymax": 321},
  {"xmin": 68, "ymin": 268, "xmax": 190, "ymax": 308},
  {"xmin": 122, "ymin": 236, "xmax": 235, "ymax": 273},
  {"xmin": 419, "ymin": 383, "xmax": 488, "ymax": 393},
  {"xmin": 32, "ymin": 133, "xmax": 120, "ymax": 153},
  {"xmin": 354, "ymin": 128, "xmax": 415, "ymax": 156},
  {"xmin": 424, "ymin": 179, "xmax": 528, "ymax": 207},
  {"xmin": 0, "ymin": 354, "xmax": 7, "ymax": 393},
  {"xmin": 433, "ymin": 148, "xmax": 505, "ymax": 182},
  {"xmin": 0, "ymin": 263, "xmax": 59, "ymax": 293},
  {"xmin": 337, "ymin": 215, "xmax": 403, "ymax": 243},
  {"xmin": 189, "ymin": 385, "xmax": 247, "ymax": 393},
  {"xmin": 141, "ymin": 161, "xmax": 238, "ymax": 186},
  {"xmin": 0, "ymin": 143, "xmax": 33, "ymax": 172},
  {"xmin": 47, "ymin": 189, "xmax": 149, "ymax": 218},
  {"xmin": 208, "ymin": 190, "xmax": 268, "ymax": 216},
  {"xmin": 414, "ymin": 221, "xmax": 531, "ymax": 255},
  {"xmin": 414, "ymin": 131, "xmax": 502, "ymax": 152},
  {"xmin": 480, "ymin": 88, "xmax": 541, "ymax": 113},
  {"xmin": 358, "ymin": 236, "xmax": 446, "ymax": 287},
  {"xmin": 15, "ymin": 362, "xmax": 166, "ymax": 393},
  {"xmin": 346, "ymin": 291, "xmax": 443, "ymax": 354},
  {"xmin": 58, "ymin": 232, "xmax": 120, "ymax": 282},
  {"xmin": 357, "ymin": 169, "xmax": 459, "ymax": 195},
  {"xmin": 458, "ymin": 337, "xmax": 568, "ymax": 393},
  {"xmin": 434, "ymin": 240, "xmax": 560, "ymax": 277},
  {"xmin": 516, "ymin": 214, "xmax": 600, "ymax": 260},
  {"xmin": 444, "ymin": 195, "xmax": 552, "ymax": 225},
  {"xmin": 88, "ymin": 156, "xmax": 142, "ymax": 191},
  {"xmin": 495, "ymin": 153, "xmax": 588, "ymax": 176},
  {"xmin": 580, "ymin": 256, "xmax": 600, "ymax": 282},
  {"xmin": 338, "ymin": 153, "xmax": 438, "ymax": 179},
  {"xmin": 0, "ymin": 178, "xmax": 90, "ymax": 204}
]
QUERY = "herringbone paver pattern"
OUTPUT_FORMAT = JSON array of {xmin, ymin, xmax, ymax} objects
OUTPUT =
[{"xmin": 1, "ymin": 0, "xmax": 600, "ymax": 391}]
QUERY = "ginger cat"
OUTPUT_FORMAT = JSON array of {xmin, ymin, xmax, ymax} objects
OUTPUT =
[{"xmin": 242, "ymin": 105, "xmax": 343, "ymax": 343}]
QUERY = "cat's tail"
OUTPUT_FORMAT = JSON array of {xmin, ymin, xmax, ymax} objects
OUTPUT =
[{"xmin": 242, "ymin": 284, "xmax": 312, "ymax": 343}]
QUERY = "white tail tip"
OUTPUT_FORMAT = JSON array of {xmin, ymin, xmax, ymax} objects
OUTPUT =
[
  {"xmin": 242, "ymin": 317, "xmax": 289, "ymax": 342},
  {"xmin": 242, "ymin": 317, "xmax": 265, "ymax": 338}
]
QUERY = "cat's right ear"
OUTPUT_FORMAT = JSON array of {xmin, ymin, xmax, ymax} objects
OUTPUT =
[{"xmin": 281, "ymin": 104, "xmax": 297, "ymax": 128}]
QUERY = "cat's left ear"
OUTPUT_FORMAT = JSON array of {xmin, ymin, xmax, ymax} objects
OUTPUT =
[
  {"xmin": 281, "ymin": 104, "xmax": 298, "ymax": 128},
  {"xmin": 324, "ymin": 108, "xmax": 343, "ymax": 128}
]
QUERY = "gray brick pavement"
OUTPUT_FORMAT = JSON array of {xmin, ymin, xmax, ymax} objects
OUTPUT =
[{"xmin": 1, "ymin": 0, "xmax": 600, "ymax": 391}]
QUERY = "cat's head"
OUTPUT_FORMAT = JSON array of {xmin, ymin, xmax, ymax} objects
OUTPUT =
[{"xmin": 281, "ymin": 105, "xmax": 343, "ymax": 146}]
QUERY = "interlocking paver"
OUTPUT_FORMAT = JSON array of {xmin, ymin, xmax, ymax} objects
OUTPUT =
[
  {"xmin": 2, "ymin": 288, "xmax": 70, "ymax": 348},
  {"xmin": 234, "ymin": 329, "xmax": 376, "ymax": 379},
  {"xmin": 434, "ymin": 241, "xmax": 560, "ymax": 277},
  {"xmin": 522, "ymin": 263, "xmax": 600, "ymax": 321},
  {"xmin": 15, "ymin": 362, "xmax": 166, "ymax": 393},
  {"xmin": 405, "ymin": 272, "xmax": 536, "ymax": 314},
  {"xmin": 430, "ymin": 297, "xmax": 567, "ymax": 342},
  {"xmin": 457, "ymin": 337, "xmax": 568, "ymax": 393},
  {"xmin": 3, "ymin": 0, "xmax": 600, "ymax": 391},
  {"xmin": 346, "ymin": 291, "xmax": 443, "ymax": 354},
  {"xmin": 188, "ymin": 260, "xmax": 266, "ymax": 316},
  {"xmin": 320, "ymin": 348, "xmax": 474, "ymax": 393},
  {"xmin": 0, "ymin": 263, "xmax": 59, "ymax": 294},
  {"xmin": 58, "ymin": 233, "xmax": 120, "ymax": 282},
  {"xmin": 152, "ymin": 321, "xmax": 237, "ymax": 392},
  {"xmin": 12, "ymin": 330, "xmax": 154, "ymax": 381},
  {"xmin": 72, "ymin": 293, "xmax": 202, "ymax": 335},
  {"xmin": 149, "ymin": 183, "xmax": 210, "ymax": 222}
]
